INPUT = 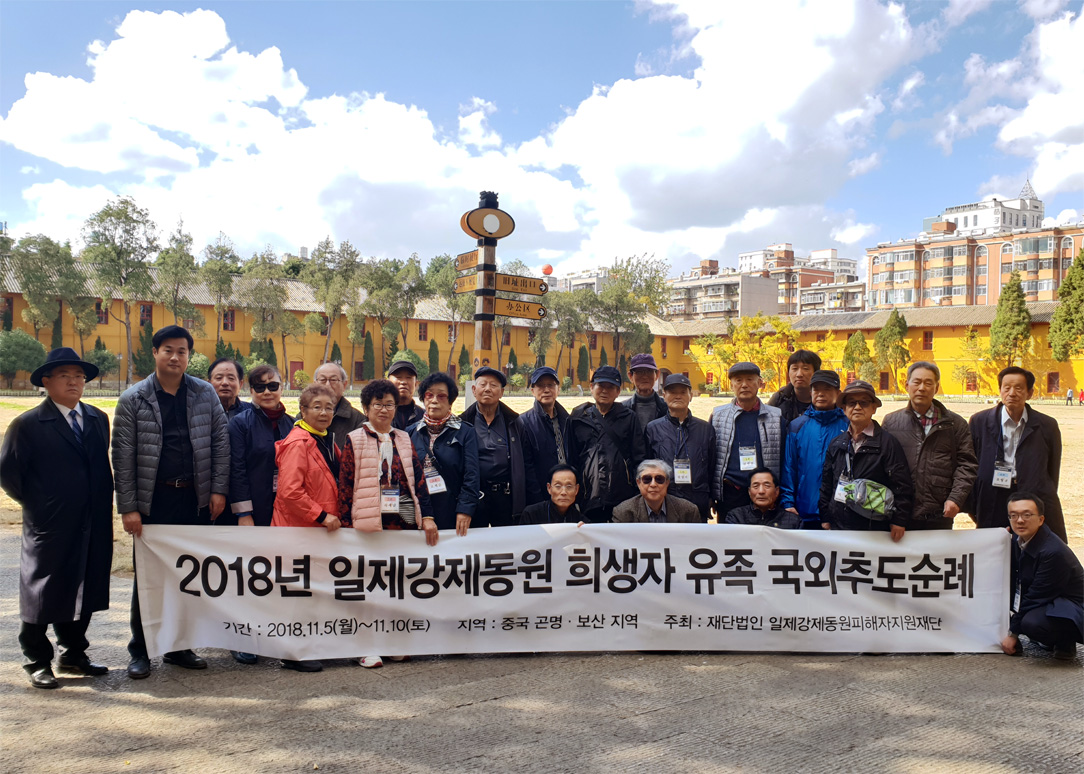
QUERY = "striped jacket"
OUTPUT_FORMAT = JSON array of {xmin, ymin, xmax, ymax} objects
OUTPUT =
[{"xmin": 710, "ymin": 399, "xmax": 784, "ymax": 502}]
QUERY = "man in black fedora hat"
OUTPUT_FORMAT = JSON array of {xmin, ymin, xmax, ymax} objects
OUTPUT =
[{"xmin": 1, "ymin": 348, "xmax": 115, "ymax": 688}]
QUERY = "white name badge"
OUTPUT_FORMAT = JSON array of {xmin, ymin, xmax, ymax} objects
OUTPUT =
[
  {"xmin": 992, "ymin": 465, "xmax": 1013, "ymax": 489},
  {"xmin": 674, "ymin": 459, "xmax": 692, "ymax": 484},
  {"xmin": 272, "ymin": 469, "xmax": 278, "ymax": 493},
  {"xmin": 738, "ymin": 445, "xmax": 758, "ymax": 471},
  {"xmin": 381, "ymin": 489, "xmax": 399, "ymax": 513},
  {"xmin": 834, "ymin": 476, "xmax": 851, "ymax": 504},
  {"xmin": 426, "ymin": 474, "xmax": 447, "ymax": 494}
]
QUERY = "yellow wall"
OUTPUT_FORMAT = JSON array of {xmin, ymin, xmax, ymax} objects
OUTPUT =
[{"xmin": 3, "ymin": 292, "xmax": 1082, "ymax": 397}]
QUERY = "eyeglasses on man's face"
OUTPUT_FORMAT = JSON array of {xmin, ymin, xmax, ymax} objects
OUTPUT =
[{"xmin": 639, "ymin": 474, "xmax": 667, "ymax": 485}]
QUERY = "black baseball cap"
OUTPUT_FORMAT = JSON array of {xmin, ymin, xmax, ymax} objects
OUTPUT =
[
  {"xmin": 810, "ymin": 370, "xmax": 841, "ymax": 389},
  {"xmin": 387, "ymin": 359, "xmax": 417, "ymax": 377},
  {"xmin": 529, "ymin": 366, "xmax": 559, "ymax": 386},
  {"xmin": 663, "ymin": 374, "xmax": 692, "ymax": 390},
  {"xmin": 591, "ymin": 365, "xmax": 622, "ymax": 386}
]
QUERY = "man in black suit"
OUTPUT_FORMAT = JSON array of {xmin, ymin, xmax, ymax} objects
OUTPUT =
[
  {"xmin": 1001, "ymin": 493, "xmax": 1082, "ymax": 661},
  {"xmin": 968, "ymin": 367, "xmax": 1065, "ymax": 542},
  {"xmin": 0, "ymin": 348, "xmax": 115, "ymax": 688}
]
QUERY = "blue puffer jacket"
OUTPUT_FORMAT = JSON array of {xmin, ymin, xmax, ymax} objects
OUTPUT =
[{"xmin": 780, "ymin": 406, "xmax": 848, "ymax": 523}]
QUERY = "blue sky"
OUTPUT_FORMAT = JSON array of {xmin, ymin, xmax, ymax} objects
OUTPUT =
[{"xmin": 1, "ymin": 1, "xmax": 1081, "ymax": 277}]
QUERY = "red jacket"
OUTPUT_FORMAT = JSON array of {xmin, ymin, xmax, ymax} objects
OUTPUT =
[{"xmin": 272, "ymin": 426, "xmax": 339, "ymax": 527}]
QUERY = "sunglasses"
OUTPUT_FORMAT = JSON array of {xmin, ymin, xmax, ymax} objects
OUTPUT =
[
  {"xmin": 639, "ymin": 474, "xmax": 667, "ymax": 485},
  {"xmin": 252, "ymin": 382, "xmax": 281, "ymax": 393}
]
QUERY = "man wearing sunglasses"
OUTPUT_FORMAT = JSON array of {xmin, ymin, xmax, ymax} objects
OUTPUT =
[
  {"xmin": 818, "ymin": 380, "xmax": 912, "ymax": 541},
  {"xmin": 612, "ymin": 460, "xmax": 700, "ymax": 524}
]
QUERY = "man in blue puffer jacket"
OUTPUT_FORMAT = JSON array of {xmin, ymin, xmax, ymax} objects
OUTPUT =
[{"xmin": 780, "ymin": 370, "xmax": 848, "ymax": 529}]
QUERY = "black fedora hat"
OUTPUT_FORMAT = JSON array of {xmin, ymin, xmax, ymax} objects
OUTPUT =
[{"xmin": 31, "ymin": 347, "xmax": 99, "ymax": 387}]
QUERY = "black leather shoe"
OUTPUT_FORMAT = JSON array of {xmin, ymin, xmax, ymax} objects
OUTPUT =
[
  {"xmin": 163, "ymin": 650, "xmax": 207, "ymax": 670},
  {"xmin": 127, "ymin": 656, "xmax": 151, "ymax": 679},
  {"xmin": 29, "ymin": 667, "xmax": 59, "ymax": 689},
  {"xmin": 231, "ymin": 650, "xmax": 258, "ymax": 665},
  {"xmin": 58, "ymin": 656, "xmax": 109, "ymax": 676},
  {"xmin": 281, "ymin": 659, "xmax": 323, "ymax": 672}
]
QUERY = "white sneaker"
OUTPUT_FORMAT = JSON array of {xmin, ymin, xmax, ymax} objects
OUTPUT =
[{"xmin": 358, "ymin": 655, "xmax": 383, "ymax": 668}]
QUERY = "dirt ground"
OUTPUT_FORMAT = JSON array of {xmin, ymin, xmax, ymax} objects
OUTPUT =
[{"xmin": 0, "ymin": 394, "xmax": 1081, "ymax": 570}]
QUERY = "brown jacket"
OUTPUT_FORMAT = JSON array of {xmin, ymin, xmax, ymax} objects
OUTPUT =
[{"xmin": 881, "ymin": 400, "xmax": 977, "ymax": 521}]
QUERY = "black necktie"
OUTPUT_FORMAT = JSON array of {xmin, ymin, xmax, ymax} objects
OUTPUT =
[{"xmin": 69, "ymin": 410, "xmax": 83, "ymax": 444}]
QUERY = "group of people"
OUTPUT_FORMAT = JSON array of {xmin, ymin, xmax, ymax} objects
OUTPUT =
[
  {"xmin": 1066, "ymin": 387, "xmax": 1084, "ymax": 406},
  {"xmin": 1, "ymin": 325, "xmax": 1080, "ymax": 690}
]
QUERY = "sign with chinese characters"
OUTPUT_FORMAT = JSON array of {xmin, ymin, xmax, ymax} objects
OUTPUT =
[
  {"xmin": 454, "ymin": 250, "xmax": 480, "ymax": 272},
  {"xmin": 494, "ymin": 298, "xmax": 547, "ymax": 320},
  {"xmin": 494, "ymin": 273, "xmax": 548, "ymax": 296},
  {"xmin": 135, "ymin": 525, "xmax": 1009, "ymax": 659}
]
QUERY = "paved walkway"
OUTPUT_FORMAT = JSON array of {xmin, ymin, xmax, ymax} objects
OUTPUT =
[{"xmin": 1, "ymin": 526, "xmax": 1081, "ymax": 773}]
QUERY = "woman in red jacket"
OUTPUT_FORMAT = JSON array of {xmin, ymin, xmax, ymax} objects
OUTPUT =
[{"xmin": 272, "ymin": 382, "xmax": 342, "ymax": 672}]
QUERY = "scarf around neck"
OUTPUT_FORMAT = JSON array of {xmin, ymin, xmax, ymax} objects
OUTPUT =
[{"xmin": 295, "ymin": 418, "xmax": 326, "ymax": 436}]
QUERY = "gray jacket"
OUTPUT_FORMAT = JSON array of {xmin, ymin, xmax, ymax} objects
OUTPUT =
[
  {"xmin": 710, "ymin": 399, "xmax": 784, "ymax": 501},
  {"xmin": 113, "ymin": 373, "xmax": 230, "ymax": 514}
]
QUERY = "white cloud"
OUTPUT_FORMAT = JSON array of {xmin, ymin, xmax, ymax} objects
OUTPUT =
[
  {"xmin": 848, "ymin": 153, "xmax": 882, "ymax": 177},
  {"xmin": 19, "ymin": 165, "xmax": 40, "ymax": 174},
  {"xmin": 943, "ymin": 0, "xmax": 997, "ymax": 27},
  {"xmin": 891, "ymin": 71, "xmax": 925, "ymax": 112},
  {"xmin": 1053, "ymin": 207, "xmax": 1081, "ymax": 224},
  {"xmin": 1, "ymin": 2, "xmax": 933, "ymax": 272},
  {"xmin": 1020, "ymin": 0, "xmax": 1070, "ymax": 20}
]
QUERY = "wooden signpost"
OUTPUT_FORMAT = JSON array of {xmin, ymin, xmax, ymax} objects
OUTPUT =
[{"xmin": 454, "ymin": 191, "xmax": 548, "ymax": 372}]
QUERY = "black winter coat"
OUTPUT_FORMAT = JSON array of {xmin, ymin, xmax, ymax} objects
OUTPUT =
[
  {"xmin": 968, "ymin": 404, "xmax": 1064, "ymax": 542},
  {"xmin": 818, "ymin": 421, "xmax": 914, "ymax": 530},
  {"xmin": 566, "ymin": 401, "xmax": 646, "ymax": 522},
  {"xmin": 645, "ymin": 413, "xmax": 716, "ymax": 521},
  {"xmin": 0, "ymin": 400, "xmax": 114, "ymax": 624},
  {"xmin": 518, "ymin": 399, "xmax": 570, "ymax": 506},
  {"xmin": 1011, "ymin": 524, "xmax": 1083, "ymax": 641},
  {"xmin": 724, "ymin": 503, "xmax": 802, "ymax": 529},
  {"xmin": 460, "ymin": 401, "xmax": 527, "ymax": 518},
  {"xmin": 227, "ymin": 407, "xmax": 295, "ymax": 526},
  {"xmin": 768, "ymin": 384, "xmax": 811, "ymax": 428},
  {"xmin": 408, "ymin": 419, "xmax": 480, "ymax": 531}
]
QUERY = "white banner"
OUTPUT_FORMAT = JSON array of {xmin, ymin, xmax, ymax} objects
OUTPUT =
[{"xmin": 135, "ymin": 524, "xmax": 1010, "ymax": 658}]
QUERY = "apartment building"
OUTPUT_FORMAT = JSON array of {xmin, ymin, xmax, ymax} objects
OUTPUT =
[
  {"xmin": 549, "ymin": 268, "xmax": 609, "ymax": 293},
  {"xmin": 867, "ymin": 182, "xmax": 1083, "ymax": 310},
  {"xmin": 666, "ymin": 259, "xmax": 779, "ymax": 321},
  {"xmin": 798, "ymin": 279, "xmax": 867, "ymax": 315}
]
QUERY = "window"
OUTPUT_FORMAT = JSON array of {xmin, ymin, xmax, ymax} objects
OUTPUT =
[
  {"xmin": 952, "ymin": 266, "xmax": 967, "ymax": 277},
  {"xmin": 182, "ymin": 317, "xmax": 195, "ymax": 329},
  {"xmin": 222, "ymin": 309, "xmax": 235, "ymax": 331},
  {"xmin": 816, "ymin": 333, "xmax": 826, "ymax": 343},
  {"xmin": 976, "ymin": 265, "xmax": 987, "ymax": 276},
  {"xmin": 660, "ymin": 338, "xmax": 667, "ymax": 356},
  {"xmin": 706, "ymin": 372, "xmax": 714, "ymax": 385},
  {"xmin": 922, "ymin": 251, "xmax": 931, "ymax": 262},
  {"xmin": 354, "ymin": 361, "xmax": 365, "ymax": 381},
  {"xmin": 1001, "ymin": 243, "xmax": 1014, "ymax": 258},
  {"xmin": 879, "ymin": 372, "xmax": 890, "ymax": 392},
  {"xmin": 95, "ymin": 300, "xmax": 109, "ymax": 324},
  {"xmin": 502, "ymin": 330, "xmax": 511, "ymax": 347},
  {"xmin": 318, "ymin": 314, "xmax": 329, "ymax": 335},
  {"xmin": 963, "ymin": 216, "xmax": 968, "ymax": 227},
  {"xmin": 1064, "ymin": 258, "xmax": 1075, "ymax": 270},
  {"xmin": 976, "ymin": 245, "xmax": 988, "ymax": 258},
  {"xmin": 682, "ymin": 338, "xmax": 690, "ymax": 354},
  {"xmin": 418, "ymin": 322, "xmax": 428, "ymax": 342},
  {"xmin": 447, "ymin": 324, "xmax": 454, "ymax": 343},
  {"xmin": 931, "ymin": 248, "xmax": 945, "ymax": 259},
  {"xmin": 951, "ymin": 286, "xmax": 966, "ymax": 296},
  {"xmin": 965, "ymin": 371, "xmax": 977, "ymax": 392},
  {"xmin": 1062, "ymin": 236, "xmax": 1075, "ymax": 253},
  {"xmin": 922, "ymin": 331, "xmax": 934, "ymax": 350},
  {"xmin": 1038, "ymin": 279, "xmax": 1055, "ymax": 292},
  {"xmin": 1022, "ymin": 281, "xmax": 1038, "ymax": 293},
  {"xmin": 976, "ymin": 283, "xmax": 987, "ymax": 296},
  {"xmin": 139, "ymin": 303, "xmax": 153, "ymax": 326},
  {"xmin": 1039, "ymin": 259, "xmax": 1053, "ymax": 270},
  {"xmin": 1047, "ymin": 373, "xmax": 1060, "ymax": 394},
  {"xmin": 589, "ymin": 333, "xmax": 597, "ymax": 350},
  {"xmin": 953, "ymin": 246, "xmax": 968, "ymax": 257}
]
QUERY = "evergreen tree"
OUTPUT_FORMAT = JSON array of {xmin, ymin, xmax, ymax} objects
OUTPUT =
[
  {"xmin": 989, "ymin": 271, "xmax": 1032, "ymax": 368},
  {"xmin": 85, "ymin": 343, "xmax": 119, "ymax": 387},
  {"xmin": 1050, "ymin": 251, "xmax": 1084, "ymax": 361},
  {"xmin": 458, "ymin": 344, "xmax": 471, "ymax": 380},
  {"xmin": 0, "ymin": 329, "xmax": 47, "ymax": 388},
  {"xmin": 577, "ymin": 345, "xmax": 589, "ymax": 382},
  {"xmin": 265, "ymin": 338, "xmax": 277, "ymax": 367},
  {"xmin": 330, "ymin": 341, "xmax": 343, "ymax": 364},
  {"xmin": 617, "ymin": 353, "xmax": 628, "ymax": 384},
  {"xmin": 507, "ymin": 348, "xmax": 518, "ymax": 374},
  {"xmin": 50, "ymin": 308, "xmax": 63, "ymax": 351},
  {"xmin": 842, "ymin": 331, "xmax": 873, "ymax": 373},
  {"xmin": 133, "ymin": 321, "xmax": 156, "ymax": 377},
  {"xmin": 599, "ymin": 346, "xmax": 609, "ymax": 368},
  {"xmin": 873, "ymin": 309, "xmax": 909, "ymax": 393},
  {"xmin": 428, "ymin": 339, "xmax": 440, "ymax": 375},
  {"xmin": 362, "ymin": 331, "xmax": 376, "ymax": 380},
  {"xmin": 94, "ymin": 336, "xmax": 106, "ymax": 352}
]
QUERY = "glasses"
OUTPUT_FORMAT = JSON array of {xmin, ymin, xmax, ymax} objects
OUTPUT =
[
  {"xmin": 1010, "ymin": 512, "xmax": 1039, "ymax": 521},
  {"xmin": 845, "ymin": 400, "xmax": 873, "ymax": 409},
  {"xmin": 423, "ymin": 392, "xmax": 449, "ymax": 403},
  {"xmin": 370, "ymin": 403, "xmax": 397, "ymax": 412},
  {"xmin": 639, "ymin": 474, "xmax": 667, "ymax": 485},
  {"xmin": 549, "ymin": 483, "xmax": 577, "ymax": 492},
  {"xmin": 315, "ymin": 377, "xmax": 342, "ymax": 384},
  {"xmin": 251, "ymin": 382, "xmax": 281, "ymax": 393},
  {"xmin": 306, "ymin": 405, "xmax": 334, "ymax": 414}
]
